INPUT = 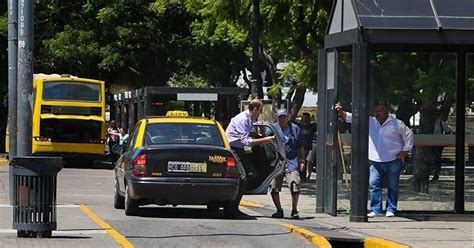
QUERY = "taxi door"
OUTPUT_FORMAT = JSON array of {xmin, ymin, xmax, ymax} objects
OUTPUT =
[{"xmin": 244, "ymin": 124, "xmax": 287, "ymax": 194}]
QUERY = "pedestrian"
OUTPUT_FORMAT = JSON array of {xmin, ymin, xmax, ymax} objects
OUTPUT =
[
  {"xmin": 225, "ymin": 99, "xmax": 275, "ymax": 214},
  {"xmin": 431, "ymin": 116, "xmax": 453, "ymax": 182},
  {"xmin": 269, "ymin": 109, "xmax": 306, "ymax": 219},
  {"xmin": 226, "ymin": 99, "xmax": 275, "ymax": 180},
  {"xmin": 298, "ymin": 112, "xmax": 316, "ymax": 180},
  {"xmin": 305, "ymin": 130, "xmax": 318, "ymax": 180},
  {"xmin": 336, "ymin": 101, "xmax": 414, "ymax": 218},
  {"xmin": 107, "ymin": 120, "xmax": 119, "ymax": 153},
  {"xmin": 118, "ymin": 127, "xmax": 130, "ymax": 146}
]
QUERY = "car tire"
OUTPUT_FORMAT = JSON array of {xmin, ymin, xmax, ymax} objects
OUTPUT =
[
  {"xmin": 114, "ymin": 179, "xmax": 125, "ymax": 209},
  {"xmin": 125, "ymin": 185, "xmax": 139, "ymax": 216},
  {"xmin": 223, "ymin": 199, "xmax": 239, "ymax": 219}
]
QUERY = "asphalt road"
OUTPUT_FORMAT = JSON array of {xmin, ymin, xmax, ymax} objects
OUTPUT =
[{"xmin": 56, "ymin": 165, "xmax": 314, "ymax": 248}]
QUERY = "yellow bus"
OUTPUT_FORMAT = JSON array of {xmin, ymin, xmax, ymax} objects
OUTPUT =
[{"xmin": 7, "ymin": 74, "xmax": 106, "ymax": 163}]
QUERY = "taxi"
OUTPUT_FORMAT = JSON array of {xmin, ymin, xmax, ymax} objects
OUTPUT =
[{"xmin": 113, "ymin": 111, "xmax": 286, "ymax": 218}]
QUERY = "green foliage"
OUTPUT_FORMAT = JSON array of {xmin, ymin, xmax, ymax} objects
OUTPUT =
[
  {"xmin": 167, "ymin": 72, "xmax": 209, "ymax": 88},
  {"xmin": 279, "ymin": 59, "xmax": 316, "ymax": 89}
]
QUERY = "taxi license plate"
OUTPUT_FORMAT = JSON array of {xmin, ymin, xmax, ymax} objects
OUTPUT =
[{"xmin": 167, "ymin": 161, "xmax": 207, "ymax": 173}]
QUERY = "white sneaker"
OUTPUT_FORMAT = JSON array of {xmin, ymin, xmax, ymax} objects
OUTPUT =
[
  {"xmin": 367, "ymin": 212, "xmax": 382, "ymax": 218},
  {"xmin": 386, "ymin": 211, "xmax": 395, "ymax": 217}
]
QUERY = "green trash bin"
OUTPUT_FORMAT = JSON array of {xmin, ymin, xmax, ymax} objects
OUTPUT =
[{"xmin": 10, "ymin": 156, "xmax": 63, "ymax": 238}]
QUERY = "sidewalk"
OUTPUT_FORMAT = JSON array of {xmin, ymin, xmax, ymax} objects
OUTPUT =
[
  {"xmin": 242, "ymin": 175, "xmax": 474, "ymax": 248},
  {"xmin": 0, "ymin": 161, "xmax": 121, "ymax": 248}
]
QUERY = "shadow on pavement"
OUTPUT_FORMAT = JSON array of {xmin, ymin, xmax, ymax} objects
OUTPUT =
[{"xmin": 136, "ymin": 206, "xmax": 257, "ymax": 220}]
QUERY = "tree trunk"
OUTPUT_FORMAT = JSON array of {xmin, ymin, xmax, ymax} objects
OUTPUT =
[
  {"xmin": 251, "ymin": 0, "xmax": 263, "ymax": 99},
  {"xmin": 411, "ymin": 101, "xmax": 436, "ymax": 193}
]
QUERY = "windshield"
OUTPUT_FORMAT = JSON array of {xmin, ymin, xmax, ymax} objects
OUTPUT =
[
  {"xmin": 144, "ymin": 123, "xmax": 224, "ymax": 146},
  {"xmin": 43, "ymin": 81, "xmax": 101, "ymax": 102}
]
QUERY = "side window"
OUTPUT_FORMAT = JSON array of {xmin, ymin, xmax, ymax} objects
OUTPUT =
[{"xmin": 124, "ymin": 122, "xmax": 141, "ymax": 152}]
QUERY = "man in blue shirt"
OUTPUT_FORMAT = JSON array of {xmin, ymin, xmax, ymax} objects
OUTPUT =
[
  {"xmin": 226, "ymin": 99, "xmax": 275, "ymax": 179},
  {"xmin": 336, "ymin": 102, "xmax": 413, "ymax": 218},
  {"xmin": 269, "ymin": 109, "xmax": 306, "ymax": 219}
]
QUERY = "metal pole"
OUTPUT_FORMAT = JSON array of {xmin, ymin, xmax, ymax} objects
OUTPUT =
[
  {"xmin": 17, "ymin": 0, "xmax": 33, "ymax": 156},
  {"xmin": 8, "ymin": 0, "xmax": 18, "ymax": 157},
  {"xmin": 316, "ymin": 49, "xmax": 327, "ymax": 213},
  {"xmin": 455, "ymin": 51, "xmax": 466, "ymax": 213},
  {"xmin": 8, "ymin": 0, "xmax": 18, "ymax": 206},
  {"xmin": 350, "ymin": 42, "xmax": 369, "ymax": 222}
]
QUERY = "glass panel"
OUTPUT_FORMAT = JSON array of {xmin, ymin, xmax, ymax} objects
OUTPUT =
[
  {"xmin": 329, "ymin": 0, "xmax": 342, "ymax": 34},
  {"xmin": 335, "ymin": 52, "xmax": 353, "ymax": 214},
  {"xmin": 354, "ymin": 0, "xmax": 438, "ymax": 29},
  {"xmin": 466, "ymin": 53, "xmax": 474, "ymax": 211},
  {"xmin": 433, "ymin": 0, "xmax": 474, "ymax": 17},
  {"xmin": 144, "ymin": 123, "xmax": 224, "ymax": 146},
  {"xmin": 323, "ymin": 50, "xmax": 338, "ymax": 214},
  {"xmin": 343, "ymin": 0, "xmax": 358, "ymax": 31},
  {"xmin": 371, "ymin": 52, "xmax": 457, "ymax": 211},
  {"xmin": 43, "ymin": 81, "xmax": 101, "ymax": 102},
  {"xmin": 354, "ymin": 0, "xmax": 435, "ymax": 16}
]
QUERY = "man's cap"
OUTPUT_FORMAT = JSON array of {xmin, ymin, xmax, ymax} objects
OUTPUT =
[{"xmin": 275, "ymin": 109, "xmax": 288, "ymax": 118}]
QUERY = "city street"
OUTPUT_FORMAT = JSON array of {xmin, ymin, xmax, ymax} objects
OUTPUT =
[{"xmin": 0, "ymin": 161, "xmax": 318, "ymax": 248}]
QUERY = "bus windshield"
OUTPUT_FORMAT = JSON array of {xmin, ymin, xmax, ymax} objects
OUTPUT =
[{"xmin": 43, "ymin": 81, "xmax": 101, "ymax": 102}]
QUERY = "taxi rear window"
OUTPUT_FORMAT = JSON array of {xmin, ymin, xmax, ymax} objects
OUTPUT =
[{"xmin": 144, "ymin": 123, "xmax": 224, "ymax": 146}]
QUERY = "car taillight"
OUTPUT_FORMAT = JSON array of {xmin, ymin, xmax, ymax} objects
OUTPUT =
[
  {"xmin": 225, "ymin": 156, "xmax": 238, "ymax": 178},
  {"xmin": 133, "ymin": 154, "xmax": 147, "ymax": 177},
  {"xmin": 227, "ymin": 157, "xmax": 236, "ymax": 167}
]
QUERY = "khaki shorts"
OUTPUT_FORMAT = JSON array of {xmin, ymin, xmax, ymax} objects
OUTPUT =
[{"xmin": 269, "ymin": 170, "xmax": 301, "ymax": 193}]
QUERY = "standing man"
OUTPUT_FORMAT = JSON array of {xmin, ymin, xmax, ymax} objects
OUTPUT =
[
  {"xmin": 336, "ymin": 102, "xmax": 413, "ymax": 218},
  {"xmin": 269, "ymin": 109, "xmax": 305, "ymax": 219},
  {"xmin": 226, "ymin": 99, "xmax": 275, "ymax": 180}
]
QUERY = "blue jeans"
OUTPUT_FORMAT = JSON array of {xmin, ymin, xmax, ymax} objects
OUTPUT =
[{"xmin": 369, "ymin": 159, "xmax": 401, "ymax": 213}]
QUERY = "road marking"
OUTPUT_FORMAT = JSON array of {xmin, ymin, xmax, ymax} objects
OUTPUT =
[
  {"xmin": 365, "ymin": 237, "xmax": 410, "ymax": 248},
  {"xmin": 282, "ymin": 223, "xmax": 332, "ymax": 248},
  {"xmin": 0, "ymin": 229, "xmax": 107, "ymax": 235},
  {"xmin": 0, "ymin": 204, "xmax": 80, "ymax": 208},
  {"xmin": 239, "ymin": 200, "xmax": 264, "ymax": 208},
  {"xmin": 80, "ymin": 204, "xmax": 134, "ymax": 248}
]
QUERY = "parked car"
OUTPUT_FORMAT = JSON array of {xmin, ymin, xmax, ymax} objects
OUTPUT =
[{"xmin": 112, "ymin": 111, "xmax": 286, "ymax": 218}]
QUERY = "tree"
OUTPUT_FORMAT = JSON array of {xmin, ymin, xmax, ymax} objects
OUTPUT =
[{"xmin": 184, "ymin": 0, "xmax": 331, "ymax": 119}]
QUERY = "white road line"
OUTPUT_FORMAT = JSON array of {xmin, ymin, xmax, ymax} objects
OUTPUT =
[
  {"xmin": 0, "ymin": 229, "xmax": 107, "ymax": 235},
  {"xmin": 0, "ymin": 204, "xmax": 80, "ymax": 208}
]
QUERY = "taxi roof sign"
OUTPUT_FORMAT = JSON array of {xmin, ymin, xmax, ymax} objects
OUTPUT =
[{"xmin": 166, "ymin": 110, "xmax": 189, "ymax": 117}]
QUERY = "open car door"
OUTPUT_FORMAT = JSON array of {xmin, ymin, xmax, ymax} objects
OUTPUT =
[{"xmin": 244, "ymin": 124, "xmax": 286, "ymax": 194}]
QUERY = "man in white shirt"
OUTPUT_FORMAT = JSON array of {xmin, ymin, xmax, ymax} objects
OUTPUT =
[{"xmin": 336, "ymin": 102, "xmax": 414, "ymax": 218}]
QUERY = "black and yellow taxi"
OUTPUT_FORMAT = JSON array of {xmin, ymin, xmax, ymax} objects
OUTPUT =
[{"xmin": 113, "ymin": 111, "xmax": 286, "ymax": 218}]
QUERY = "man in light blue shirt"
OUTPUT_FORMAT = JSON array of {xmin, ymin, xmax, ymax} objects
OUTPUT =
[
  {"xmin": 226, "ymin": 99, "xmax": 274, "ymax": 179},
  {"xmin": 337, "ymin": 102, "xmax": 414, "ymax": 218}
]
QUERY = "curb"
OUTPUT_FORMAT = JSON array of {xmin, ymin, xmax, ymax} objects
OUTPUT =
[
  {"xmin": 282, "ymin": 223, "xmax": 331, "ymax": 248},
  {"xmin": 364, "ymin": 237, "xmax": 410, "ymax": 248},
  {"xmin": 239, "ymin": 200, "xmax": 264, "ymax": 208}
]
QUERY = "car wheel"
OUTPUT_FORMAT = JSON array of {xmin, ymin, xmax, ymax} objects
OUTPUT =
[
  {"xmin": 223, "ymin": 199, "xmax": 239, "ymax": 219},
  {"xmin": 113, "ymin": 179, "xmax": 125, "ymax": 209},
  {"xmin": 124, "ymin": 185, "xmax": 139, "ymax": 216}
]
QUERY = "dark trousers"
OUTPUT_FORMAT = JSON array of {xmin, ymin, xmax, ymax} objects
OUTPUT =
[{"xmin": 232, "ymin": 147, "xmax": 257, "ymax": 180}]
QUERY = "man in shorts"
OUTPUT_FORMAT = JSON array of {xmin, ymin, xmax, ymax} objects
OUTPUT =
[{"xmin": 269, "ymin": 109, "xmax": 305, "ymax": 219}]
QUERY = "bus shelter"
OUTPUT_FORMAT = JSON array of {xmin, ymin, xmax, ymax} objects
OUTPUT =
[
  {"xmin": 316, "ymin": 0, "xmax": 474, "ymax": 222},
  {"xmin": 112, "ymin": 87, "xmax": 247, "ymax": 130}
]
